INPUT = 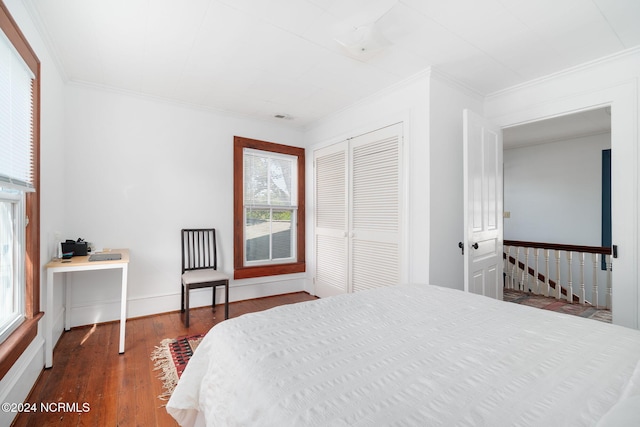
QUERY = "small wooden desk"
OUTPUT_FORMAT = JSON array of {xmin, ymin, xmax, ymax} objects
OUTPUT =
[{"xmin": 44, "ymin": 249, "xmax": 130, "ymax": 368}]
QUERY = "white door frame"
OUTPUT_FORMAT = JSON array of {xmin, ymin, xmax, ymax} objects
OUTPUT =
[{"xmin": 488, "ymin": 82, "xmax": 638, "ymax": 329}]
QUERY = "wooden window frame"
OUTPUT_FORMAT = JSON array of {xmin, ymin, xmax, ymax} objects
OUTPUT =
[
  {"xmin": 0, "ymin": 0, "xmax": 42, "ymax": 381},
  {"xmin": 233, "ymin": 136, "xmax": 305, "ymax": 279}
]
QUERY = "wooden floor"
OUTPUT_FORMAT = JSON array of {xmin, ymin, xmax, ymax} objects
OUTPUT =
[{"xmin": 12, "ymin": 292, "xmax": 317, "ymax": 427}]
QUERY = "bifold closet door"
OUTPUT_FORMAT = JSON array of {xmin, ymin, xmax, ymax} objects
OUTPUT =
[
  {"xmin": 350, "ymin": 123, "xmax": 402, "ymax": 292},
  {"xmin": 314, "ymin": 141, "xmax": 349, "ymax": 297},
  {"xmin": 314, "ymin": 123, "xmax": 402, "ymax": 297}
]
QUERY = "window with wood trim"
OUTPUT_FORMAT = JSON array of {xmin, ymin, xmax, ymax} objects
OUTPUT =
[
  {"xmin": 234, "ymin": 136, "xmax": 305, "ymax": 279},
  {"xmin": 0, "ymin": 1, "xmax": 42, "ymax": 381}
]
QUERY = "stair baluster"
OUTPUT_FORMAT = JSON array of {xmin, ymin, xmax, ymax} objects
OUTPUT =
[
  {"xmin": 578, "ymin": 252, "xmax": 585, "ymax": 305},
  {"xmin": 566, "ymin": 251, "xmax": 573, "ymax": 303},
  {"xmin": 533, "ymin": 248, "xmax": 540, "ymax": 295},
  {"xmin": 544, "ymin": 249, "xmax": 550, "ymax": 297},
  {"xmin": 606, "ymin": 255, "xmax": 612, "ymax": 310},
  {"xmin": 555, "ymin": 250, "xmax": 562, "ymax": 300},
  {"xmin": 592, "ymin": 253, "xmax": 599, "ymax": 308},
  {"xmin": 523, "ymin": 247, "xmax": 530, "ymax": 292}
]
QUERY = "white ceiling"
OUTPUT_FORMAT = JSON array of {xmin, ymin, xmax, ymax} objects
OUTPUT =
[
  {"xmin": 503, "ymin": 107, "xmax": 611, "ymax": 149},
  {"xmin": 25, "ymin": 0, "xmax": 640, "ymax": 128}
]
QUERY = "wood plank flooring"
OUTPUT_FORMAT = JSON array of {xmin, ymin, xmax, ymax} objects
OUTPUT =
[{"xmin": 12, "ymin": 292, "xmax": 317, "ymax": 427}]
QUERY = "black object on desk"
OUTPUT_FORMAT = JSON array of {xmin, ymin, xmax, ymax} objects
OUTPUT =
[{"xmin": 61, "ymin": 239, "xmax": 88, "ymax": 256}]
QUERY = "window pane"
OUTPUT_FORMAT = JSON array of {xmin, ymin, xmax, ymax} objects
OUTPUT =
[
  {"xmin": 245, "ymin": 208, "xmax": 270, "ymax": 262},
  {"xmin": 244, "ymin": 154, "xmax": 268, "ymax": 205},
  {"xmin": 0, "ymin": 200, "xmax": 15, "ymax": 329},
  {"xmin": 269, "ymin": 157, "xmax": 293, "ymax": 206},
  {"xmin": 272, "ymin": 209, "xmax": 294, "ymax": 260}
]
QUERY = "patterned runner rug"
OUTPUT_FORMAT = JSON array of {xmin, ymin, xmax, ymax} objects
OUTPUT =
[
  {"xmin": 152, "ymin": 333, "xmax": 205, "ymax": 400},
  {"xmin": 503, "ymin": 289, "xmax": 612, "ymax": 323}
]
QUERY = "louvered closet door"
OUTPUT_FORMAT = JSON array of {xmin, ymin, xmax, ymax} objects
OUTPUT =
[
  {"xmin": 350, "ymin": 123, "xmax": 402, "ymax": 292},
  {"xmin": 314, "ymin": 141, "xmax": 349, "ymax": 298}
]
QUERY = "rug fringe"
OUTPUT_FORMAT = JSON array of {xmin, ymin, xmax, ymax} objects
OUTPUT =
[{"xmin": 151, "ymin": 338, "xmax": 179, "ymax": 401}]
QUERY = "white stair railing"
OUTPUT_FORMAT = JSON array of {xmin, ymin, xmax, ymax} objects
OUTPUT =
[{"xmin": 503, "ymin": 240, "xmax": 612, "ymax": 309}]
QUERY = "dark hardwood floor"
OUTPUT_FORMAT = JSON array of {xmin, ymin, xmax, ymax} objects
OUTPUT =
[{"xmin": 12, "ymin": 292, "xmax": 317, "ymax": 427}]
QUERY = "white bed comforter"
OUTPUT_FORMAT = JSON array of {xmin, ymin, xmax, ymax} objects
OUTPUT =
[{"xmin": 167, "ymin": 285, "xmax": 640, "ymax": 426}]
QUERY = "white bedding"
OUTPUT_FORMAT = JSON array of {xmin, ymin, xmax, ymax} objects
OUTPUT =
[{"xmin": 167, "ymin": 284, "xmax": 640, "ymax": 426}]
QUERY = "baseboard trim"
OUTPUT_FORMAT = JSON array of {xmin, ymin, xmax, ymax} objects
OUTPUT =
[
  {"xmin": 0, "ymin": 333, "xmax": 45, "ymax": 427},
  {"xmin": 66, "ymin": 277, "xmax": 309, "ymax": 328}
]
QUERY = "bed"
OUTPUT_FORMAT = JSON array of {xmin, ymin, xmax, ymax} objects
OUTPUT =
[{"xmin": 166, "ymin": 284, "xmax": 640, "ymax": 426}]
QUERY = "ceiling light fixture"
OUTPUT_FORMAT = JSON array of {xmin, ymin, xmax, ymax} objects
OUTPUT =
[{"xmin": 335, "ymin": 23, "xmax": 390, "ymax": 60}]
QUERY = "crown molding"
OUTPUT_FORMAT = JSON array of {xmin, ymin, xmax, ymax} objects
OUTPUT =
[
  {"xmin": 428, "ymin": 67, "xmax": 485, "ymax": 102},
  {"xmin": 21, "ymin": 0, "xmax": 69, "ymax": 83},
  {"xmin": 67, "ymin": 79, "xmax": 307, "ymax": 131},
  {"xmin": 487, "ymin": 45, "xmax": 640, "ymax": 100}
]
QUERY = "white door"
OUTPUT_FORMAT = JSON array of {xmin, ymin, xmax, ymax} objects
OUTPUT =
[
  {"xmin": 463, "ymin": 109, "xmax": 503, "ymax": 299},
  {"xmin": 314, "ymin": 141, "xmax": 349, "ymax": 298},
  {"xmin": 350, "ymin": 123, "xmax": 402, "ymax": 292}
]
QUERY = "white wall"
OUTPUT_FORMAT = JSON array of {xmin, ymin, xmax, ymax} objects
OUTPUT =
[
  {"xmin": 304, "ymin": 69, "xmax": 483, "ymax": 291},
  {"xmin": 486, "ymin": 48, "xmax": 640, "ymax": 328},
  {"xmin": 0, "ymin": 1, "xmax": 66, "ymax": 426},
  {"xmin": 427, "ymin": 73, "xmax": 484, "ymax": 290},
  {"xmin": 304, "ymin": 70, "xmax": 430, "ymax": 287},
  {"xmin": 61, "ymin": 84, "xmax": 307, "ymax": 326},
  {"xmin": 504, "ymin": 133, "xmax": 611, "ymax": 245}
]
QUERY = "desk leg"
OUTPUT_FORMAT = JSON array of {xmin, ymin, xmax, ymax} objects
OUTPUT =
[
  {"xmin": 45, "ymin": 270, "xmax": 54, "ymax": 368},
  {"xmin": 64, "ymin": 273, "xmax": 70, "ymax": 331},
  {"xmin": 119, "ymin": 264, "xmax": 129, "ymax": 354}
]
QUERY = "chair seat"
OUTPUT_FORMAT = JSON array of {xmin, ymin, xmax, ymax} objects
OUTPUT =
[{"xmin": 182, "ymin": 268, "xmax": 229, "ymax": 285}]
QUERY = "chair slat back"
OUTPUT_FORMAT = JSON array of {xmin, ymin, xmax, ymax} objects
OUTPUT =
[{"xmin": 182, "ymin": 229, "xmax": 217, "ymax": 272}]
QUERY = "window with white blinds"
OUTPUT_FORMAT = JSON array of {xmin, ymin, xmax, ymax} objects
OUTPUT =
[
  {"xmin": 314, "ymin": 123, "xmax": 402, "ymax": 297},
  {"xmin": 233, "ymin": 136, "xmax": 305, "ymax": 279},
  {"xmin": 243, "ymin": 148, "xmax": 297, "ymax": 265},
  {"xmin": 0, "ymin": 30, "xmax": 35, "ymax": 192}
]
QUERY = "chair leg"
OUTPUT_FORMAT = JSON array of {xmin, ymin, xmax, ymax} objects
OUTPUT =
[
  {"xmin": 184, "ymin": 285, "xmax": 190, "ymax": 328},
  {"xmin": 212, "ymin": 285, "xmax": 216, "ymax": 312},
  {"xmin": 224, "ymin": 281, "xmax": 229, "ymax": 320},
  {"xmin": 180, "ymin": 283, "xmax": 185, "ymax": 313}
]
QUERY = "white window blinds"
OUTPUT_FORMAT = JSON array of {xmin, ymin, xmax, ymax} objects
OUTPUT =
[
  {"xmin": 243, "ymin": 148, "xmax": 298, "ymax": 265},
  {"xmin": 243, "ymin": 148, "xmax": 297, "ymax": 207},
  {"xmin": 0, "ymin": 30, "xmax": 35, "ymax": 192}
]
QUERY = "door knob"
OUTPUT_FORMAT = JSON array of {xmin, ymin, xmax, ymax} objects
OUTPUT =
[
  {"xmin": 472, "ymin": 242, "xmax": 479, "ymax": 250},
  {"xmin": 458, "ymin": 242, "xmax": 464, "ymax": 255}
]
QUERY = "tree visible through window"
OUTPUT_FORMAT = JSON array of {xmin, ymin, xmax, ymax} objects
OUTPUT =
[
  {"xmin": 244, "ymin": 148, "xmax": 296, "ymax": 264},
  {"xmin": 234, "ymin": 137, "xmax": 305, "ymax": 279}
]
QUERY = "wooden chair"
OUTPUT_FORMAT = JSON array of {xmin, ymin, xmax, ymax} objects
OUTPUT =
[{"xmin": 181, "ymin": 228, "xmax": 229, "ymax": 327}]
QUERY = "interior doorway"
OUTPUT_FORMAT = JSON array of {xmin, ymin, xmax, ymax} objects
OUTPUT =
[{"xmin": 502, "ymin": 107, "xmax": 612, "ymax": 306}]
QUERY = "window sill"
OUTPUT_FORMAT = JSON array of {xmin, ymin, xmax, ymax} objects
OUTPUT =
[
  {"xmin": 0, "ymin": 312, "xmax": 44, "ymax": 381},
  {"xmin": 234, "ymin": 262, "xmax": 306, "ymax": 280}
]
